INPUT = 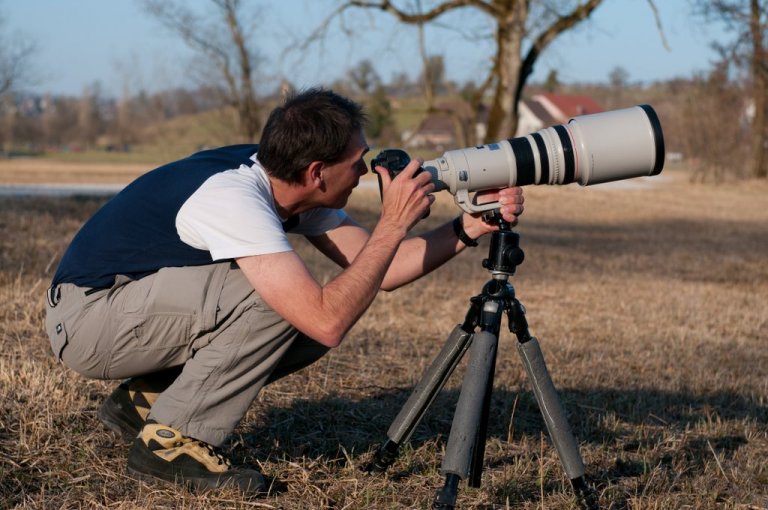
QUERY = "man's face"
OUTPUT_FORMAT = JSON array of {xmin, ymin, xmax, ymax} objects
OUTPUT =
[{"xmin": 320, "ymin": 130, "xmax": 369, "ymax": 209}]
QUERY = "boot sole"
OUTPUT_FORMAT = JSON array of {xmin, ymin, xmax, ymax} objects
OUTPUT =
[{"xmin": 127, "ymin": 464, "xmax": 267, "ymax": 495}]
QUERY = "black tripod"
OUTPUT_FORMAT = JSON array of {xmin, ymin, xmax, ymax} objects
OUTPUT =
[{"xmin": 365, "ymin": 215, "xmax": 598, "ymax": 509}]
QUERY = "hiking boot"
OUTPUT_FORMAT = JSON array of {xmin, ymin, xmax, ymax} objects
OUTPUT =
[
  {"xmin": 127, "ymin": 422, "xmax": 266, "ymax": 495},
  {"xmin": 98, "ymin": 367, "xmax": 182, "ymax": 440}
]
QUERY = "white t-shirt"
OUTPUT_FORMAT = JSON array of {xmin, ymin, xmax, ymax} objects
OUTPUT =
[{"xmin": 176, "ymin": 156, "xmax": 347, "ymax": 260}]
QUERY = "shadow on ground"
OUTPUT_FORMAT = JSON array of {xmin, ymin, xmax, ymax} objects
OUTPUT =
[
  {"xmin": 242, "ymin": 383, "xmax": 766, "ymax": 464},
  {"xmin": 232, "ymin": 383, "xmax": 765, "ymax": 506}
]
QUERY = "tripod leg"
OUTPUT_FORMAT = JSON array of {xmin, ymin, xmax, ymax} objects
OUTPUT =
[
  {"xmin": 508, "ymin": 295, "xmax": 597, "ymax": 508},
  {"xmin": 517, "ymin": 338, "xmax": 594, "ymax": 501},
  {"xmin": 468, "ymin": 334, "xmax": 497, "ymax": 488},
  {"xmin": 365, "ymin": 325, "xmax": 473, "ymax": 473},
  {"xmin": 434, "ymin": 330, "xmax": 498, "ymax": 509}
]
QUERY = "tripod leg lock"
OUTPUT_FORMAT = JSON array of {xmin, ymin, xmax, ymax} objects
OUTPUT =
[{"xmin": 508, "ymin": 299, "xmax": 532, "ymax": 341}]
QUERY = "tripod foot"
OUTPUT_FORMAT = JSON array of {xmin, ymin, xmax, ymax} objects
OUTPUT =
[
  {"xmin": 432, "ymin": 473, "xmax": 460, "ymax": 509},
  {"xmin": 571, "ymin": 476, "xmax": 600, "ymax": 510},
  {"xmin": 363, "ymin": 439, "xmax": 400, "ymax": 474}
]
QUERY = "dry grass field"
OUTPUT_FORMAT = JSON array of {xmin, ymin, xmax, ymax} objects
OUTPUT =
[
  {"xmin": 1, "ymin": 162, "xmax": 766, "ymax": 509},
  {"xmin": 0, "ymin": 159, "xmax": 152, "ymax": 186}
]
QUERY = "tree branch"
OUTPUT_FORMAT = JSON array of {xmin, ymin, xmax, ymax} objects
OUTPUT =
[
  {"xmin": 346, "ymin": 0, "xmax": 494, "ymax": 24},
  {"xmin": 515, "ymin": 0, "xmax": 604, "ymax": 107},
  {"xmin": 646, "ymin": 0, "xmax": 670, "ymax": 51}
]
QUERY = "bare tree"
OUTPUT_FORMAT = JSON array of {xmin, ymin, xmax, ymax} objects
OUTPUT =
[
  {"xmin": 0, "ymin": 11, "xmax": 35, "ymax": 152},
  {"xmin": 413, "ymin": 0, "xmax": 436, "ymax": 109},
  {"xmin": 680, "ymin": 61, "xmax": 749, "ymax": 182},
  {"xmin": 696, "ymin": 0, "xmax": 767, "ymax": 179},
  {"xmin": 77, "ymin": 83, "xmax": 105, "ymax": 149},
  {"xmin": 114, "ymin": 88, "xmax": 138, "ymax": 148},
  {"xmin": 544, "ymin": 69, "xmax": 560, "ymax": 92},
  {"xmin": 143, "ymin": 0, "xmax": 262, "ymax": 142},
  {"xmin": 366, "ymin": 84, "xmax": 397, "ymax": 143},
  {"xmin": 349, "ymin": 59, "xmax": 381, "ymax": 95},
  {"xmin": 322, "ymin": 0, "xmax": 613, "ymax": 141},
  {"xmin": 419, "ymin": 55, "xmax": 446, "ymax": 99},
  {"xmin": 0, "ymin": 14, "xmax": 35, "ymax": 96}
]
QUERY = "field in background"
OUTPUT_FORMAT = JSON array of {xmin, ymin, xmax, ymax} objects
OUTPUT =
[
  {"xmin": 0, "ymin": 159, "xmax": 152, "ymax": 185},
  {"xmin": 0, "ymin": 162, "xmax": 766, "ymax": 509}
]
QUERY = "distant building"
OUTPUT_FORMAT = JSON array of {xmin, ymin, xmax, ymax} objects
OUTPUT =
[
  {"xmin": 404, "ymin": 93, "xmax": 605, "ymax": 150},
  {"xmin": 516, "ymin": 93, "xmax": 604, "ymax": 136},
  {"xmin": 404, "ymin": 100, "xmax": 475, "ymax": 151},
  {"xmin": 404, "ymin": 114, "xmax": 457, "ymax": 151}
]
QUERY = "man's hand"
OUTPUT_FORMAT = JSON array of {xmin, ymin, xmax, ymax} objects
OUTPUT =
[
  {"xmin": 462, "ymin": 187, "xmax": 525, "ymax": 239},
  {"xmin": 373, "ymin": 158, "xmax": 435, "ymax": 235}
]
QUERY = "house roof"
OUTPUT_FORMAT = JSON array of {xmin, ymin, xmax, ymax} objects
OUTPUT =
[
  {"xmin": 417, "ymin": 114, "xmax": 455, "ymax": 134},
  {"xmin": 522, "ymin": 99, "xmax": 558, "ymax": 126},
  {"xmin": 536, "ymin": 93, "xmax": 604, "ymax": 120}
]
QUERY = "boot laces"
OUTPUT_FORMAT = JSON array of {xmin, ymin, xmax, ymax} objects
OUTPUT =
[
  {"xmin": 198, "ymin": 440, "xmax": 231, "ymax": 467},
  {"xmin": 165, "ymin": 432, "xmax": 232, "ymax": 467}
]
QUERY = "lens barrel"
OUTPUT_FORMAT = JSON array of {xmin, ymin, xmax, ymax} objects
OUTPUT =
[{"xmin": 424, "ymin": 104, "xmax": 665, "ymax": 194}]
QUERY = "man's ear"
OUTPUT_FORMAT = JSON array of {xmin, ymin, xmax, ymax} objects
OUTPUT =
[{"xmin": 306, "ymin": 161, "xmax": 325, "ymax": 190}]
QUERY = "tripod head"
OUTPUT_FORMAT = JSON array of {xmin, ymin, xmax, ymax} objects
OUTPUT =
[{"xmin": 481, "ymin": 210, "xmax": 524, "ymax": 278}]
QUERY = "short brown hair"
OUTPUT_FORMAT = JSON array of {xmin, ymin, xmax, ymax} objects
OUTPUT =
[{"xmin": 257, "ymin": 88, "xmax": 367, "ymax": 183}]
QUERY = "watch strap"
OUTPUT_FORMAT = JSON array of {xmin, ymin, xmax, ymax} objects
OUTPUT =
[{"xmin": 452, "ymin": 216, "xmax": 478, "ymax": 247}]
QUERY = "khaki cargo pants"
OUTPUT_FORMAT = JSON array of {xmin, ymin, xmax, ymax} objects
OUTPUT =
[{"xmin": 45, "ymin": 262, "xmax": 328, "ymax": 446}]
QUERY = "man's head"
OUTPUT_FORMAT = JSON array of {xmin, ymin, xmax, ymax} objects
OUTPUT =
[{"xmin": 258, "ymin": 88, "xmax": 368, "ymax": 184}]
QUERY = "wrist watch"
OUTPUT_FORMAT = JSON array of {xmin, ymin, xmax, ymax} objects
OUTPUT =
[{"xmin": 452, "ymin": 216, "xmax": 478, "ymax": 247}]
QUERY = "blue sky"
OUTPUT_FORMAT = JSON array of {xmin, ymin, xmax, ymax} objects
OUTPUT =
[{"xmin": 2, "ymin": 0, "xmax": 728, "ymax": 97}]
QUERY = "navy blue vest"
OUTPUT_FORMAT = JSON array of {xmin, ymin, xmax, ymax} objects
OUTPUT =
[{"xmin": 53, "ymin": 144, "xmax": 261, "ymax": 288}]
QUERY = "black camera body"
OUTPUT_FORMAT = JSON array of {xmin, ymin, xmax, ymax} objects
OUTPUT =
[
  {"xmin": 371, "ymin": 148, "xmax": 412, "ymax": 177},
  {"xmin": 371, "ymin": 149, "xmax": 417, "ymax": 198},
  {"xmin": 370, "ymin": 149, "xmax": 429, "ymax": 218}
]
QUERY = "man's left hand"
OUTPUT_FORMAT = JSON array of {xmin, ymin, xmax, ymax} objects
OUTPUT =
[{"xmin": 461, "ymin": 187, "xmax": 525, "ymax": 240}]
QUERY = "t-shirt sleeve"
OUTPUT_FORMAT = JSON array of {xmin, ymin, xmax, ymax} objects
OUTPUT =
[{"xmin": 175, "ymin": 168, "xmax": 293, "ymax": 260}]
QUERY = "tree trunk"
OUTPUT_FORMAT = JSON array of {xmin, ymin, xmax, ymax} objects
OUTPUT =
[
  {"xmin": 485, "ymin": 2, "xmax": 526, "ymax": 141},
  {"xmin": 222, "ymin": 0, "xmax": 260, "ymax": 142},
  {"xmin": 750, "ymin": 0, "xmax": 768, "ymax": 178}
]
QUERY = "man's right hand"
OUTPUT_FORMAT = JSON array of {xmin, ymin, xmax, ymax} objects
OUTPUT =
[{"xmin": 373, "ymin": 158, "xmax": 435, "ymax": 235}]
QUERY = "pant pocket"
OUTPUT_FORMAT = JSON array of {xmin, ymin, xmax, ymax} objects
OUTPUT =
[{"xmin": 105, "ymin": 312, "xmax": 193, "ymax": 379}]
